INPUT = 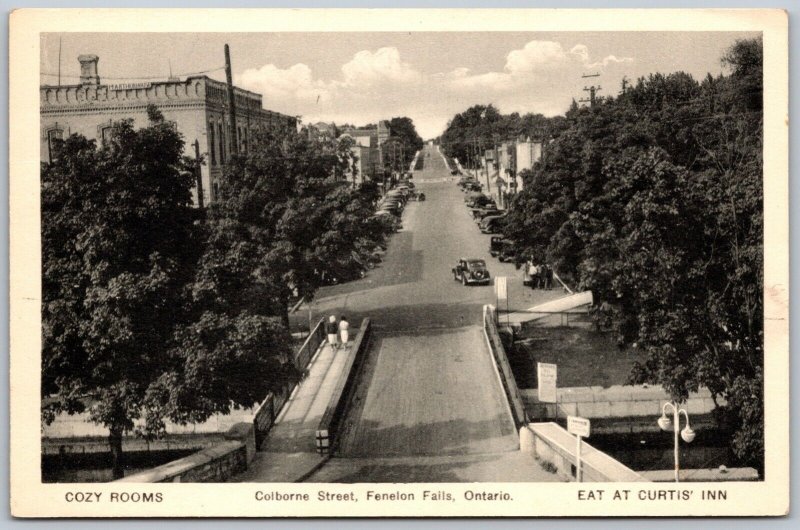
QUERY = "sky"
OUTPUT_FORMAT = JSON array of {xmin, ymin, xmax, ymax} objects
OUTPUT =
[{"xmin": 41, "ymin": 32, "xmax": 759, "ymax": 139}]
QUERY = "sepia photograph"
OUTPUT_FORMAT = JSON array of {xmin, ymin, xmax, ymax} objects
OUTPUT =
[{"xmin": 9, "ymin": 8, "xmax": 789, "ymax": 517}]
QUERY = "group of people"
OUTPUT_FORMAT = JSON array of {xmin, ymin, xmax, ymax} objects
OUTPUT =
[
  {"xmin": 325, "ymin": 315, "xmax": 350, "ymax": 351},
  {"xmin": 525, "ymin": 260, "xmax": 554, "ymax": 290}
]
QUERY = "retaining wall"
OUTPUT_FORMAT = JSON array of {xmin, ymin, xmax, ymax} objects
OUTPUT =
[
  {"xmin": 523, "ymin": 385, "xmax": 723, "ymax": 422},
  {"xmin": 116, "ymin": 422, "xmax": 255, "ymax": 483}
]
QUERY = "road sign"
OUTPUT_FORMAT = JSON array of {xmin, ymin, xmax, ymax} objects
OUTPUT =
[
  {"xmin": 537, "ymin": 362, "xmax": 557, "ymax": 403},
  {"xmin": 567, "ymin": 416, "xmax": 591, "ymax": 483},
  {"xmin": 495, "ymin": 276, "xmax": 507, "ymax": 301},
  {"xmin": 567, "ymin": 416, "xmax": 591, "ymax": 437}
]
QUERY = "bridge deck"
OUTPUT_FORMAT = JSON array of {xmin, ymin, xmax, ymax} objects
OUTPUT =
[
  {"xmin": 335, "ymin": 326, "xmax": 518, "ymax": 457},
  {"xmin": 262, "ymin": 340, "xmax": 354, "ymax": 453},
  {"xmin": 232, "ymin": 339, "xmax": 354, "ymax": 482}
]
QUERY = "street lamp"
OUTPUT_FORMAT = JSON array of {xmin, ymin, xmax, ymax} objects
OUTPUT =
[{"xmin": 657, "ymin": 401, "xmax": 696, "ymax": 482}]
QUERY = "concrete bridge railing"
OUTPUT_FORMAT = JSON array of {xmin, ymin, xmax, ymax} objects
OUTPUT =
[
  {"xmin": 522, "ymin": 422, "xmax": 648, "ymax": 482},
  {"xmin": 483, "ymin": 304, "xmax": 528, "ymax": 428}
]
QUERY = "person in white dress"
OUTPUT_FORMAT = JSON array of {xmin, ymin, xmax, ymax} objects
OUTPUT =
[{"xmin": 338, "ymin": 316, "xmax": 350, "ymax": 348}]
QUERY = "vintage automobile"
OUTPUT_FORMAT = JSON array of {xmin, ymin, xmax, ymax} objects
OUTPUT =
[
  {"xmin": 452, "ymin": 258, "xmax": 491, "ymax": 285},
  {"xmin": 473, "ymin": 206, "xmax": 501, "ymax": 222},
  {"xmin": 480, "ymin": 214, "xmax": 506, "ymax": 234},
  {"xmin": 497, "ymin": 239, "xmax": 517, "ymax": 262},
  {"xmin": 489, "ymin": 236, "xmax": 504, "ymax": 257}
]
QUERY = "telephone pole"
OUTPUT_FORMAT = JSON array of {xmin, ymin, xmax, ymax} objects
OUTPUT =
[
  {"xmin": 579, "ymin": 72, "xmax": 601, "ymax": 107},
  {"xmin": 224, "ymin": 44, "xmax": 238, "ymax": 156},
  {"xmin": 193, "ymin": 139, "xmax": 205, "ymax": 209}
]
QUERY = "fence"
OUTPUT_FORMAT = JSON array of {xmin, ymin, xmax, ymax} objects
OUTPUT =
[
  {"xmin": 483, "ymin": 305, "xmax": 528, "ymax": 428},
  {"xmin": 315, "ymin": 318, "xmax": 372, "ymax": 454},
  {"xmin": 253, "ymin": 318, "xmax": 325, "ymax": 448}
]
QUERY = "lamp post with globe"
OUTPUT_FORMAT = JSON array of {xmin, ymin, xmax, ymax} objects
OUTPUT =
[{"xmin": 658, "ymin": 401, "xmax": 696, "ymax": 483}]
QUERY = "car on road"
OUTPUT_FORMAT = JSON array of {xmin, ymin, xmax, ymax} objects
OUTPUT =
[
  {"xmin": 497, "ymin": 239, "xmax": 517, "ymax": 262},
  {"xmin": 489, "ymin": 236, "xmax": 504, "ymax": 257},
  {"xmin": 480, "ymin": 214, "xmax": 506, "ymax": 234},
  {"xmin": 452, "ymin": 258, "xmax": 491, "ymax": 285},
  {"xmin": 473, "ymin": 206, "xmax": 501, "ymax": 222}
]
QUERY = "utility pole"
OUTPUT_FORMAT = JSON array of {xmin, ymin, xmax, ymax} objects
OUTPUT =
[
  {"xmin": 224, "ymin": 44, "xmax": 238, "ymax": 156},
  {"xmin": 193, "ymin": 139, "xmax": 205, "ymax": 209},
  {"xmin": 58, "ymin": 37, "xmax": 62, "ymax": 87},
  {"xmin": 579, "ymin": 72, "xmax": 601, "ymax": 107}
]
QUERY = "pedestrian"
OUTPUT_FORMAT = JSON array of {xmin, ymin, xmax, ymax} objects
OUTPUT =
[
  {"xmin": 338, "ymin": 316, "xmax": 350, "ymax": 349},
  {"xmin": 545, "ymin": 264, "xmax": 553, "ymax": 290},
  {"xmin": 326, "ymin": 315, "xmax": 338, "ymax": 351},
  {"xmin": 530, "ymin": 263, "xmax": 541, "ymax": 289}
]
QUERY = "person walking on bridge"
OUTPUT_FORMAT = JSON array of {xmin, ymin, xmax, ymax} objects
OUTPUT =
[
  {"xmin": 338, "ymin": 316, "xmax": 350, "ymax": 350},
  {"xmin": 326, "ymin": 315, "xmax": 338, "ymax": 351}
]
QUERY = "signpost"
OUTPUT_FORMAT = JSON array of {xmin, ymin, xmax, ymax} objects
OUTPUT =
[
  {"xmin": 567, "ymin": 416, "xmax": 591, "ymax": 483},
  {"xmin": 537, "ymin": 362, "xmax": 558, "ymax": 410}
]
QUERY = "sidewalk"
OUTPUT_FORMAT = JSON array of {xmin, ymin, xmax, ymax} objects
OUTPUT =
[{"xmin": 232, "ymin": 338, "xmax": 355, "ymax": 482}]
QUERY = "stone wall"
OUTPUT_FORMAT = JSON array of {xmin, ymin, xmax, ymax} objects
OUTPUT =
[{"xmin": 115, "ymin": 422, "xmax": 255, "ymax": 483}]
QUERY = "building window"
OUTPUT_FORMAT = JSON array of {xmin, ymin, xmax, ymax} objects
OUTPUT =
[
  {"xmin": 100, "ymin": 126, "xmax": 114, "ymax": 147},
  {"xmin": 46, "ymin": 127, "xmax": 64, "ymax": 162},
  {"xmin": 208, "ymin": 122, "xmax": 216, "ymax": 165},
  {"xmin": 218, "ymin": 123, "xmax": 226, "ymax": 165}
]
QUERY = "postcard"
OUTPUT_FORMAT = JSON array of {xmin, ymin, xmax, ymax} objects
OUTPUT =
[{"xmin": 9, "ymin": 8, "xmax": 789, "ymax": 517}]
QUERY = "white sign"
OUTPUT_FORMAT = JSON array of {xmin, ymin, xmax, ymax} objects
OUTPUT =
[
  {"xmin": 567, "ymin": 416, "xmax": 591, "ymax": 438},
  {"xmin": 537, "ymin": 362, "xmax": 557, "ymax": 403},
  {"xmin": 108, "ymin": 82, "xmax": 152, "ymax": 91},
  {"xmin": 495, "ymin": 276, "xmax": 507, "ymax": 301}
]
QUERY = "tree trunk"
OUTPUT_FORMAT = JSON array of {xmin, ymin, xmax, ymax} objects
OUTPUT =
[
  {"xmin": 282, "ymin": 299, "xmax": 290, "ymax": 330},
  {"xmin": 109, "ymin": 425, "xmax": 125, "ymax": 480}
]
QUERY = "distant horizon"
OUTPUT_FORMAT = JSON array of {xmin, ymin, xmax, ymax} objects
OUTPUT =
[{"xmin": 41, "ymin": 31, "xmax": 759, "ymax": 139}]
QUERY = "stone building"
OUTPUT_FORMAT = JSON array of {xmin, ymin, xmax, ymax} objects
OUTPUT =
[{"xmin": 40, "ymin": 54, "xmax": 297, "ymax": 205}]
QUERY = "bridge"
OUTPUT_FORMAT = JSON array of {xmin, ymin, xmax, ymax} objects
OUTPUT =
[
  {"xmin": 233, "ymin": 145, "xmax": 566, "ymax": 483},
  {"xmin": 111, "ymin": 145, "xmax": 643, "ymax": 484}
]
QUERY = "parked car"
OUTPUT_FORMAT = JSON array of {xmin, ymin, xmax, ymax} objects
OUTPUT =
[
  {"xmin": 452, "ymin": 258, "xmax": 491, "ymax": 286},
  {"xmin": 480, "ymin": 214, "xmax": 506, "ymax": 234},
  {"xmin": 489, "ymin": 236, "xmax": 504, "ymax": 257},
  {"xmin": 473, "ymin": 207, "xmax": 501, "ymax": 222},
  {"xmin": 497, "ymin": 239, "xmax": 516, "ymax": 262}
]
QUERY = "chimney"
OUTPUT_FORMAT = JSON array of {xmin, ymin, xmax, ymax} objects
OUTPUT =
[{"xmin": 78, "ymin": 54, "xmax": 100, "ymax": 85}]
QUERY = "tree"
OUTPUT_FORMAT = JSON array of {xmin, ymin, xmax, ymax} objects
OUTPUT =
[
  {"xmin": 492, "ymin": 37, "xmax": 764, "ymax": 470},
  {"xmin": 191, "ymin": 128, "xmax": 391, "ymax": 329},
  {"xmin": 42, "ymin": 106, "xmax": 199, "ymax": 478}
]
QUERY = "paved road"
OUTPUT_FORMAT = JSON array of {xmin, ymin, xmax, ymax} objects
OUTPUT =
[
  {"xmin": 335, "ymin": 327, "xmax": 518, "ymax": 457},
  {"xmin": 299, "ymin": 145, "xmax": 564, "ymax": 332},
  {"xmin": 300, "ymin": 146, "xmax": 562, "ymax": 482}
]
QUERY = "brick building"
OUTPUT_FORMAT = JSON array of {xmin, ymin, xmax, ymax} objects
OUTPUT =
[{"xmin": 40, "ymin": 54, "xmax": 296, "ymax": 205}]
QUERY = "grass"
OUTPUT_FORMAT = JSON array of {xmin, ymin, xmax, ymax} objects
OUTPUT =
[{"xmin": 506, "ymin": 326, "xmax": 644, "ymax": 389}]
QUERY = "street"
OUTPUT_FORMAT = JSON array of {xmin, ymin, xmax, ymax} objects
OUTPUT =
[
  {"xmin": 302, "ymin": 146, "xmax": 560, "ymax": 482},
  {"xmin": 301, "ymin": 144, "xmax": 561, "ymax": 332}
]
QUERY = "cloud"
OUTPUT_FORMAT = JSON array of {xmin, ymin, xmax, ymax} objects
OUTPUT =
[
  {"xmin": 340, "ymin": 47, "xmax": 420, "ymax": 86},
  {"xmin": 586, "ymin": 55, "xmax": 634, "ymax": 69},
  {"xmin": 236, "ymin": 41, "xmax": 633, "ymax": 139},
  {"xmin": 505, "ymin": 41, "xmax": 572, "ymax": 73},
  {"xmin": 237, "ymin": 63, "xmax": 332, "ymax": 105}
]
